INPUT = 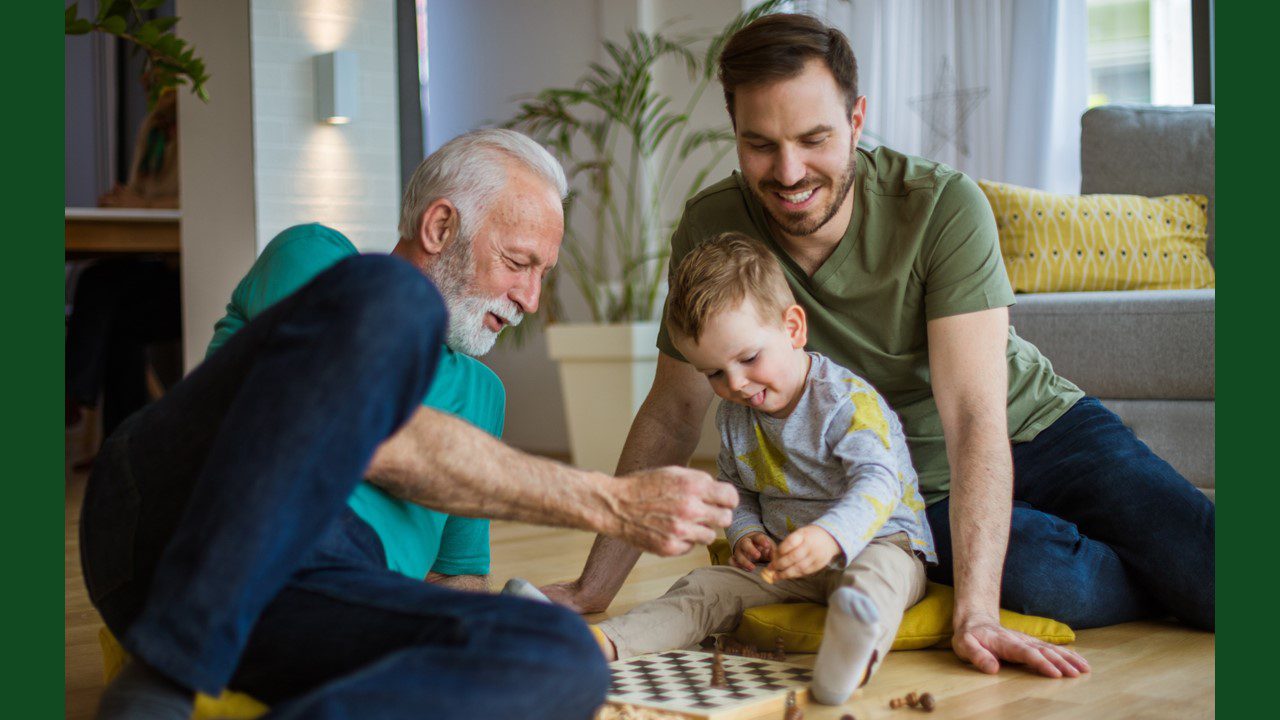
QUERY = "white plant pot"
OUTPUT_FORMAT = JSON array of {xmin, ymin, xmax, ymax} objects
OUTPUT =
[{"xmin": 546, "ymin": 322, "xmax": 661, "ymax": 473}]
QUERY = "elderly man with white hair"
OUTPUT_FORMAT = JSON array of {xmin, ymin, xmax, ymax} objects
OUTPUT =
[{"xmin": 81, "ymin": 129, "xmax": 737, "ymax": 720}]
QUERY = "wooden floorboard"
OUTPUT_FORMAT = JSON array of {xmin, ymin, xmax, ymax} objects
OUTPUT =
[{"xmin": 65, "ymin": 463, "xmax": 1214, "ymax": 719}]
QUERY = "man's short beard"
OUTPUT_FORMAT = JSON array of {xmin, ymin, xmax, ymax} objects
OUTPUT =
[
  {"xmin": 756, "ymin": 147, "xmax": 857, "ymax": 238},
  {"xmin": 425, "ymin": 233, "xmax": 522, "ymax": 357}
]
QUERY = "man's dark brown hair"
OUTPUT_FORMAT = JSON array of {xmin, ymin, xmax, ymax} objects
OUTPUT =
[{"xmin": 718, "ymin": 13, "xmax": 859, "ymax": 124}]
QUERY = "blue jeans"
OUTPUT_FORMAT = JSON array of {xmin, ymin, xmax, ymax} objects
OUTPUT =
[
  {"xmin": 925, "ymin": 397, "xmax": 1215, "ymax": 630},
  {"xmin": 79, "ymin": 255, "xmax": 609, "ymax": 719}
]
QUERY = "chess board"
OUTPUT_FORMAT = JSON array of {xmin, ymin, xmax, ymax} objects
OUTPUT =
[{"xmin": 606, "ymin": 650, "xmax": 812, "ymax": 720}]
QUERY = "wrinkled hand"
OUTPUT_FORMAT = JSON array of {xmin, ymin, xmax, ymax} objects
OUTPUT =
[
  {"xmin": 952, "ymin": 616, "xmax": 1091, "ymax": 678},
  {"xmin": 770, "ymin": 525, "xmax": 841, "ymax": 581},
  {"xmin": 538, "ymin": 579, "xmax": 608, "ymax": 614},
  {"xmin": 731, "ymin": 532, "xmax": 776, "ymax": 572},
  {"xmin": 606, "ymin": 467, "xmax": 738, "ymax": 557}
]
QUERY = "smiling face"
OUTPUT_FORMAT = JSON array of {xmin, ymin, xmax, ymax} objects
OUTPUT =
[
  {"xmin": 733, "ymin": 58, "xmax": 866, "ymax": 246},
  {"xmin": 430, "ymin": 164, "xmax": 563, "ymax": 356},
  {"xmin": 674, "ymin": 298, "xmax": 811, "ymax": 419}
]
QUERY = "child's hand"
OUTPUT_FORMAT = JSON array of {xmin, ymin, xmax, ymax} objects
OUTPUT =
[
  {"xmin": 771, "ymin": 525, "xmax": 841, "ymax": 580},
  {"xmin": 731, "ymin": 532, "xmax": 776, "ymax": 572}
]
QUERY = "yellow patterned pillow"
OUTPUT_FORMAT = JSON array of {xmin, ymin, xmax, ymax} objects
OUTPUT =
[
  {"xmin": 705, "ymin": 540, "xmax": 1074, "ymax": 652},
  {"xmin": 978, "ymin": 180, "xmax": 1215, "ymax": 293}
]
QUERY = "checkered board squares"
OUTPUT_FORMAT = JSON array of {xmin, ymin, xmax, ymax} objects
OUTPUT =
[{"xmin": 606, "ymin": 650, "xmax": 812, "ymax": 719}]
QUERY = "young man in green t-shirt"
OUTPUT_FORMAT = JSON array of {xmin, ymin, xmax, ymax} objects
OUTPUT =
[{"xmin": 549, "ymin": 14, "xmax": 1214, "ymax": 679}]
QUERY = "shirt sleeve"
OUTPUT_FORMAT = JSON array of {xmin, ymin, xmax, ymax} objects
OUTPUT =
[
  {"xmin": 655, "ymin": 212, "xmax": 697, "ymax": 363},
  {"xmin": 235, "ymin": 226, "xmax": 358, "ymax": 319},
  {"xmin": 207, "ymin": 225, "xmax": 357, "ymax": 357},
  {"xmin": 719, "ymin": 405, "xmax": 765, "ymax": 549},
  {"xmin": 429, "ymin": 515, "xmax": 491, "ymax": 576},
  {"xmin": 919, "ymin": 173, "xmax": 1016, "ymax": 321},
  {"xmin": 813, "ymin": 391, "xmax": 906, "ymax": 566}
]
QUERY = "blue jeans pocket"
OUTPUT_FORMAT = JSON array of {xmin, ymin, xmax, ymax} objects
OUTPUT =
[{"xmin": 80, "ymin": 434, "xmax": 141, "ymax": 612}]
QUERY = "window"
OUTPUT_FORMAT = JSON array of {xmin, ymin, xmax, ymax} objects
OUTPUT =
[{"xmin": 1086, "ymin": 0, "xmax": 1193, "ymax": 107}]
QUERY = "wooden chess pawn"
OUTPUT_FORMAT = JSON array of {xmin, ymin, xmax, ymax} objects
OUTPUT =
[
  {"xmin": 782, "ymin": 690, "xmax": 801, "ymax": 720},
  {"xmin": 774, "ymin": 636, "xmax": 787, "ymax": 662},
  {"xmin": 709, "ymin": 643, "xmax": 728, "ymax": 689}
]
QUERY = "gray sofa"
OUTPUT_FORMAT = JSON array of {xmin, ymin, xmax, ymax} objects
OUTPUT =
[{"xmin": 1008, "ymin": 104, "xmax": 1215, "ymax": 500}]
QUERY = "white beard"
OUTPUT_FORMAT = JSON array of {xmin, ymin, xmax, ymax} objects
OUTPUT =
[
  {"xmin": 425, "ymin": 235, "xmax": 523, "ymax": 357},
  {"xmin": 441, "ymin": 291, "xmax": 522, "ymax": 357}
]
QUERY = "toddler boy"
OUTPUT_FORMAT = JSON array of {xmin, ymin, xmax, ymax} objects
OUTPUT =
[{"xmin": 593, "ymin": 233, "xmax": 936, "ymax": 704}]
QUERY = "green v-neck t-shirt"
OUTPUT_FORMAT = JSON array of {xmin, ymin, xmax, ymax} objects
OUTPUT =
[
  {"xmin": 657, "ymin": 146, "xmax": 1083, "ymax": 503},
  {"xmin": 205, "ymin": 223, "xmax": 500, "ymax": 579}
]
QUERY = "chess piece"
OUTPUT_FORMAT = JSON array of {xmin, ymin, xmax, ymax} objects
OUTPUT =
[
  {"xmin": 774, "ymin": 636, "xmax": 787, "ymax": 662},
  {"xmin": 761, "ymin": 567, "xmax": 777, "ymax": 584},
  {"xmin": 919, "ymin": 693, "xmax": 936, "ymax": 712},
  {"xmin": 710, "ymin": 641, "xmax": 728, "ymax": 689},
  {"xmin": 783, "ymin": 689, "xmax": 804, "ymax": 720}
]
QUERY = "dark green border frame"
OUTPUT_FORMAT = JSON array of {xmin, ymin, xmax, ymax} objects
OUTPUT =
[
  {"xmin": 14, "ymin": 2, "xmax": 65, "ymax": 716},
  {"xmin": 1218, "ymin": 2, "xmax": 1266, "ymax": 718}
]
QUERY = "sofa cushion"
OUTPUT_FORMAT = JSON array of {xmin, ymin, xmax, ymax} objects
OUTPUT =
[
  {"xmin": 1081, "ymin": 104, "xmax": 1215, "ymax": 264},
  {"xmin": 979, "ymin": 180, "xmax": 1213, "ymax": 293},
  {"xmin": 1009, "ymin": 289, "xmax": 1214, "ymax": 399}
]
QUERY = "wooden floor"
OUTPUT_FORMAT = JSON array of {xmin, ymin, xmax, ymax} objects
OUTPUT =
[{"xmin": 65, "ymin": 464, "xmax": 1214, "ymax": 720}]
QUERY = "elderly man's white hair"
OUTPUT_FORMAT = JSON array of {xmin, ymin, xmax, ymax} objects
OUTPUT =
[{"xmin": 398, "ymin": 128, "xmax": 568, "ymax": 243}]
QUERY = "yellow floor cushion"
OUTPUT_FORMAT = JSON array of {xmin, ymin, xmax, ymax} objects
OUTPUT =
[
  {"xmin": 706, "ymin": 539, "xmax": 1075, "ymax": 652},
  {"xmin": 99, "ymin": 627, "xmax": 268, "ymax": 720}
]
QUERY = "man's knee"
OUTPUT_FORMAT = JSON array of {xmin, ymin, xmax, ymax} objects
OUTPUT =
[
  {"xmin": 309, "ymin": 255, "xmax": 447, "ymax": 363},
  {"xmin": 1000, "ymin": 512, "xmax": 1100, "ymax": 623}
]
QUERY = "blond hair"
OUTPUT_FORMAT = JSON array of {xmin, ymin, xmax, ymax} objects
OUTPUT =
[{"xmin": 666, "ymin": 232, "xmax": 795, "ymax": 342}]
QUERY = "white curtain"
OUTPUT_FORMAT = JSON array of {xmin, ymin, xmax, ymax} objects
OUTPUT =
[{"xmin": 820, "ymin": 0, "xmax": 1087, "ymax": 193}]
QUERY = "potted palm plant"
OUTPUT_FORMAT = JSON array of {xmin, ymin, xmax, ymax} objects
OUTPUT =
[{"xmin": 505, "ymin": 2, "xmax": 784, "ymax": 472}]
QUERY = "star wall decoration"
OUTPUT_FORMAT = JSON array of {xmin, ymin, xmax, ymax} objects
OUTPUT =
[{"xmin": 907, "ymin": 57, "xmax": 990, "ymax": 158}]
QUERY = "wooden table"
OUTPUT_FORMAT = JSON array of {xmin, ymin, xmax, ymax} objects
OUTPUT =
[{"xmin": 65, "ymin": 207, "xmax": 181, "ymax": 255}]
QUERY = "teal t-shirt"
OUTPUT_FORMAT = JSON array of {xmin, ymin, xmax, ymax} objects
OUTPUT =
[{"xmin": 205, "ymin": 223, "xmax": 501, "ymax": 579}]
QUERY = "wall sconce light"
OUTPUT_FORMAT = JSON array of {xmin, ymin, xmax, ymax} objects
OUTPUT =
[{"xmin": 315, "ymin": 50, "xmax": 358, "ymax": 125}]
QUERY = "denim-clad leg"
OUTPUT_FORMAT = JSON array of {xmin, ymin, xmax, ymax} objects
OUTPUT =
[
  {"xmin": 226, "ymin": 511, "xmax": 609, "ymax": 720},
  {"xmin": 80, "ymin": 255, "xmax": 447, "ymax": 694},
  {"xmin": 926, "ymin": 397, "xmax": 1215, "ymax": 630}
]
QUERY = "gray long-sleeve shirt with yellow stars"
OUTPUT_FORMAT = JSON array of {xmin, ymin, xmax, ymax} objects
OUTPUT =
[{"xmin": 718, "ymin": 352, "xmax": 937, "ymax": 566}]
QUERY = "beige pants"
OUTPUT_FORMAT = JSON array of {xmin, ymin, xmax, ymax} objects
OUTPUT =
[{"xmin": 599, "ymin": 534, "xmax": 927, "ymax": 678}]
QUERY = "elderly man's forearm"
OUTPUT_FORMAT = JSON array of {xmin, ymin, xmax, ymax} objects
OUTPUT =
[
  {"xmin": 367, "ymin": 407, "xmax": 616, "ymax": 534},
  {"xmin": 425, "ymin": 571, "xmax": 491, "ymax": 592}
]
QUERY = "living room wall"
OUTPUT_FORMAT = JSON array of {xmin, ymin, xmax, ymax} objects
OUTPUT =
[{"xmin": 178, "ymin": 0, "xmax": 405, "ymax": 366}]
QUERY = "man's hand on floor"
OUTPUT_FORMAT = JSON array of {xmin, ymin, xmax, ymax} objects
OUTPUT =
[
  {"xmin": 952, "ymin": 616, "xmax": 1091, "ymax": 678},
  {"xmin": 539, "ymin": 579, "xmax": 608, "ymax": 614}
]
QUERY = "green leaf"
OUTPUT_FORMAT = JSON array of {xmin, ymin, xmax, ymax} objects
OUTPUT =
[
  {"xmin": 135, "ymin": 22, "xmax": 160, "ymax": 45},
  {"xmin": 66, "ymin": 18, "xmax": 94, "ymax": 35},
  {"xmin": 99, "ymin": 16, "xmax": 127, "ymax": 35},
  {"xmin": 65, "ymin": 3, "xmax": 79, "ymax": 25},
  {"xmin": 137, "ymin": 0, "xmax": 166, "ymax": 10},
  {"xmin": 157, "ymin": 16, "xmax": 180, "ymax": 32}
]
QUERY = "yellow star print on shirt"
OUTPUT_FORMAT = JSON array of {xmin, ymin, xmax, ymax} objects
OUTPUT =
[
  {"xmin": 858, "ymin": 492, "xmax": 898, "ymax": 540},
  {"xmin": 899, "ymin": 472, "xmax": 926, "ymax": 513},
  {"xmin": 737, "ymin": 422, "xmax": 790, "ymax": 494},
  {"xmin": 849, "ymin": 392, "xmax": 891, "ymax": 449}
]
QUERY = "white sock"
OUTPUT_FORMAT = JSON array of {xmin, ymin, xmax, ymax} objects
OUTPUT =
[
  {"xmin": 501, "ymin": 577, "xmax": 552, "ymax": 603},
  {"xmin": 811, "ymin": 586, "xmax": 884, "ymax": 705}
]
